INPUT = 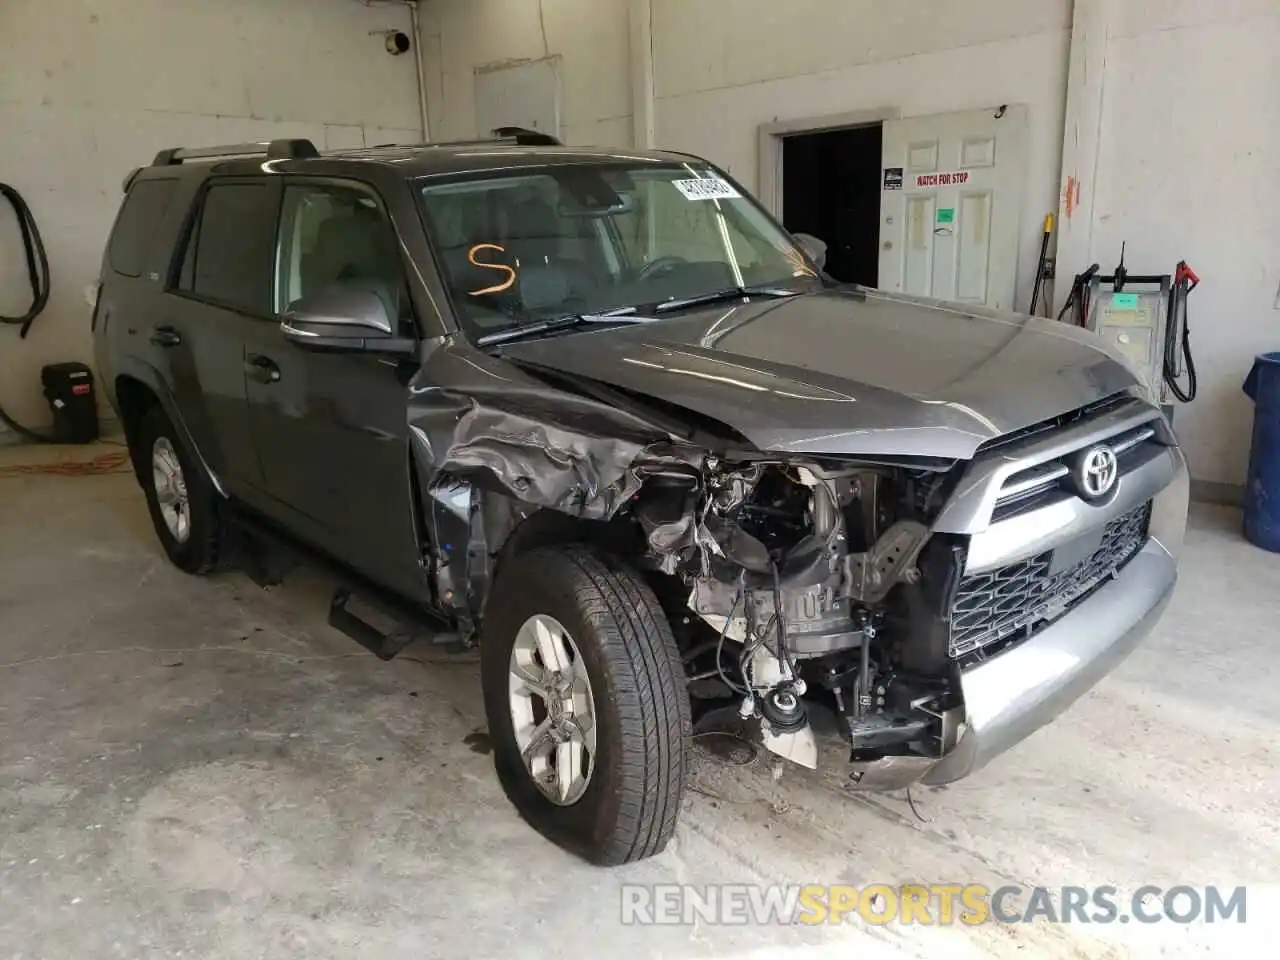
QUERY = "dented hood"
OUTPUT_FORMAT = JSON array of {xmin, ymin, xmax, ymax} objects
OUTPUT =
[{"xmin": 497, "ymin": 288, "xmax": 1141, "ymax": 461}]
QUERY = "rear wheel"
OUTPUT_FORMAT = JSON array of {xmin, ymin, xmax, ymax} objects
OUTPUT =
[
  {"xmin": 136, "ymin": 406, "xmax": 227, "ymax": 574},
  {"xmin": 481, "ymin": 546, "xmax": 690, "ymax": 865}
]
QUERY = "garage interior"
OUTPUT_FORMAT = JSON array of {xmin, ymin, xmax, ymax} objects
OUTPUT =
[
  {"xmin": 781, "ymin": 124, "xmax": 883, "ymax": 286},
  {"xmin": 2, "ymin": 1, "xmax": 1278, "ymax": 958}
]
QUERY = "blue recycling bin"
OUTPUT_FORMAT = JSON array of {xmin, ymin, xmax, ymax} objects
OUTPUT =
[{"xmin": 1243, "ymin": 352, "xmax": 1280, "ymax": 551}]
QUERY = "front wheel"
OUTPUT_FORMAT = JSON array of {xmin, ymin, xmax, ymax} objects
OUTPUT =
[{"xmin": 481, "ymin": 546, "xmax": 690, "ymax": 865}]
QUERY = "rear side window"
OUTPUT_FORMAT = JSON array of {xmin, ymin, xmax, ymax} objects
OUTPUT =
[
  {"xmin": 176, "ymin": 182, "xmax": 275, "ymax": 313},
  {"xmin": 108, "ymin": 179, "xmax": 178, "ymax": 277}
]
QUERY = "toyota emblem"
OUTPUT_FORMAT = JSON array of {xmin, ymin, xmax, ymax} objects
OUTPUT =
[{"xmin": 1076, "ymin": 444, "xmax": 1119, "ymax": 500}]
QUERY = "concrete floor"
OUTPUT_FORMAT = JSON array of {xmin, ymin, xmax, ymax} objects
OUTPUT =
[{"xmin": 1, "ymin": 442, "xmax": 1276, "ymax": 959}]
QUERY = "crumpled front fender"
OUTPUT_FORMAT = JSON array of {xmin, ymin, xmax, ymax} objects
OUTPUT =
[{"xmin": 405, "ymin": 340, "xmax": 704, "ymax": 629}]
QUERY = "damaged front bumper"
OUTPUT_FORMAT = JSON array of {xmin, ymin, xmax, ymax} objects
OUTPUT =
[
  {"xmin": 853, "ymin": 444, "xmax": 1189, "ymax": 790},
  {"xmin": 925, "ymin": 534, "xmax": 1176, "ymax": 784}
]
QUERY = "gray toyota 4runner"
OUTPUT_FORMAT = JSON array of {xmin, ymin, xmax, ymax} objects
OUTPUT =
[{"xmin": 94, "ymin": 133, "xmax": 1189, "ymax": 865}]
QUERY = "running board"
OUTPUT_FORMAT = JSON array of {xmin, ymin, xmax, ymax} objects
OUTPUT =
[
  {"xmin": 328, "ymin": 589, "xmax": 461, "ymax": 660},
  {"xmin": 228, "ymin": 507, "xmax": 463, "ymax": 659}
]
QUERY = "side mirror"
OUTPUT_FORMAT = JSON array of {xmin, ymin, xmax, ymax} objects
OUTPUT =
[
  {"xmin": 281, "ymin": 286, "xmax": 415, "ymax": 356},
  {"xmin": 793, "ymin": 233, "xmax": 828, "ymax": 272}
]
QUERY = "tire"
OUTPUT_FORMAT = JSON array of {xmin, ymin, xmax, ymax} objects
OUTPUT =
[
  {"xmin": 481, "ymin": 545, "xmax": 691, "ymax": 865},
  {"xmin": 136, "ymin": 405, "xmax": 227, "ymax": 574}
]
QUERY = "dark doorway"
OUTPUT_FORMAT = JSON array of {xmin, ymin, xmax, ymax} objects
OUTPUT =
[{"xmin": 781, "ymin": 124, "xmax": 882, "ymax": 286}]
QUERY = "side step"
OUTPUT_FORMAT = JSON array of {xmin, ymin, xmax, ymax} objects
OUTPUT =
[
  {"xmin": 328, "ymin": 589, "xmax": 462, "ymax": 660},
  {"xmin": 228, "ymin": 508, "xmax": 465, "ymax": 661}
]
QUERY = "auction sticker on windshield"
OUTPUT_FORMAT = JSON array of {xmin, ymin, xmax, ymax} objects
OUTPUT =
[{"xmin": 672, "ymin": 178, "xmax": 741, "ymax": 201}]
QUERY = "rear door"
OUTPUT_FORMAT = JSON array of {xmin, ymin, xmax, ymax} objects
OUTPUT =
[
  {"xmin": 241, "ymin": 177, "xmax": 428, "ymax": 601},
  {"xmin": 878, "ymin": 106, "xmax": 1028, "ymax": 311},
  {"xmin": 160, "ymin": 178, "xmax": 281, "ymax": 500},
  {"xmin": 95, "ymin": 175, "xmax": 183, "ymax": 407}
]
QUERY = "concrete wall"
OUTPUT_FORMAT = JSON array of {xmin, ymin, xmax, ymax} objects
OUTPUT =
[
  {"xmin": 1058, "ymin": 0, "xmax": 1280, "ymax": 486},
  {"xmin": 0, "ymin": 0, "xmax": 422, "ymax": 436},
  {"xmin": 419, "ymin": 0, "xmax": 1071, "ymax": 330},
  {"xmin": 417, "ymin": 0, "xmax": 634, "ymax": 147},
  {"xmin": 660, "ymin": 0, "xmax": 1070, "ymax": 316},
  {"xmin": 653, "ymin": 0, "xmax": 1072, "ymax": 314}
]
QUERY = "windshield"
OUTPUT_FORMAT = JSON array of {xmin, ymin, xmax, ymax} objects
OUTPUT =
[{"xmin": 417, "ymin": 161, "xmax": 820, "ymax": 340}]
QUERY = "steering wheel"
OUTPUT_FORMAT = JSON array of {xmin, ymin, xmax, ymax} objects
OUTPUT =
[{"xmin": 637, "ymin": 255, "xmax": 689, "ymax": 281}]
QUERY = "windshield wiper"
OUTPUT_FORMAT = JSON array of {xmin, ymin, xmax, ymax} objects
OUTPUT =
[
  {"xmin": 476, "ymin": 308, "xmax": 651, "ymax": 347},
  {"xmin": 654, "ymin": 285, "xmax": 804, "ymax": 314}
]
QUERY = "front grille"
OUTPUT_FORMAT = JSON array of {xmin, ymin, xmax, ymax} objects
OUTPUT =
[
  {"xmin": 949, "ymin": 502, "xmax": 1152, "ymax": 660},
  {"xmin": 991, "ymin": 422, "xmax": 1163, "ymax": 521}
]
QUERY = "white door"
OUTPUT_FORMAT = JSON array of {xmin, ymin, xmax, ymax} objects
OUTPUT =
[{"xmin": 878, "ymin": 106, "xmax": 1028, "ymax": 311}]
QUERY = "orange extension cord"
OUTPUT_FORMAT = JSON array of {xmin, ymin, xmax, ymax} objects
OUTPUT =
[{"xmin": 0, "ymin": 447, "xmax": 131, "ymax": 479}]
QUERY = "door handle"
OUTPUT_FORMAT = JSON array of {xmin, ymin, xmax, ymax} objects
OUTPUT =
[
  {"xmin": 245, "ymin": 353, "xmax": 281, "ymax": 384},
  {"xmin": 150, "ymin": 325, "xmax": 182, "ymax": 348}
]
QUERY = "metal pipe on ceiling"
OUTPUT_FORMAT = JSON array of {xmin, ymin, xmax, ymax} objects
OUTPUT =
[{"xmin": 357, "ymin": 0, "xmax": 431, "ymax": 141}]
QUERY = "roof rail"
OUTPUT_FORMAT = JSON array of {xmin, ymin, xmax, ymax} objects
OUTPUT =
[
  {"xmin": 150, "ymin": 138, "xmax": 321, "ymax": 167},
  {"xmin": 332, "ymin": 127, "xmax": 563, "ymax": 156},
  {"xmin": 149, "ymin": 128, "xmax": 559, "ymax": 167}
]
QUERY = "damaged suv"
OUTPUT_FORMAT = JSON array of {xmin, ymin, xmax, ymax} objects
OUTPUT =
[{"xmin": 95, "ymin": 133, "xmax": 1188, "ymax": 865}]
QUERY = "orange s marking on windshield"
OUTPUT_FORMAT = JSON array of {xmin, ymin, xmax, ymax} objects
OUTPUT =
[{"xmin": 467, "ymin": 243, "xmax": 517, "ymax": 295}]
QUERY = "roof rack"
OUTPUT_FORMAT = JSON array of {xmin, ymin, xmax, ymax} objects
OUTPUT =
[
  {"xmin": 148, "ymin": 127, "xmax": 561, "ymax": 168},
  {"xmin": 150, "ymin": 138, "xmax": 321, "ymax": 167},
  {"xmin": 335, "ymin": 127, "xmax": 563, "ymax": 156}
]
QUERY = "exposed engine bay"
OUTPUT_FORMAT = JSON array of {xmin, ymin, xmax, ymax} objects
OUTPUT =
[
  {"xmin": 415, "ymin": 351, "xmax": 1166, "ymax": 787},
  {"xmin": 629, "ymin": 457, "xmax": 966, "ymax": 775},
  {"xmin": 410, "ymin": 347, "xmax": 997, "ymax": 782},
  {"xmin": 417, "ymin": 362, "xmax": 1177, "ymax": 796}
]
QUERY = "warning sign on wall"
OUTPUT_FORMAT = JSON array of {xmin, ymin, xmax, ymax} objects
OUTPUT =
[{"xmin": 914, "ymin": 170, "xmax": 971, "ymax": 188}]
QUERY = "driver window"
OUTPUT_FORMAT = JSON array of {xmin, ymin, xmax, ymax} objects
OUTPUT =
[{"xmin": 275, "ymin": 183, "xmax": 413, "ymax": 329}]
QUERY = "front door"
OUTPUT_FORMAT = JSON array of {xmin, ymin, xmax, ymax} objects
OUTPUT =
[
  {"xmin": 243, "ymin": 178, "xmax": 427, "ymax": 601},
  {"xmin": 878, "ymin": 106, "xmax": 1029, "ymax": 311}
]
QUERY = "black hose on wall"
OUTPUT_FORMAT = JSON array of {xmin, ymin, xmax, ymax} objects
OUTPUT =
[
  {"xmin": 1, "ymin": 182, "xmax": 54, "ymax": 441},
  {"xmin": 0, "ymin": 183, "xmax": 50, "ymax": 335}
]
